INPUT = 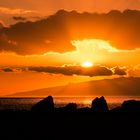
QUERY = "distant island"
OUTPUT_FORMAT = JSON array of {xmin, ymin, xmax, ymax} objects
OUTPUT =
[{"xmin": 8, "ymin": 77, "xmax": 140, "ymax": 97}]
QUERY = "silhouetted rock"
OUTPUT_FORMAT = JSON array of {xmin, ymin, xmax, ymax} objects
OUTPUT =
[
  {"xmin": 110, "ymin": 106, "xmax": 122, "ymax": 113},
  {"xmin": 31, "ymin": 96, "xmax": 54, "ymax": 112},
  {"xmin": 91, "ymin": 96, "xmax": 109, "ymax": 112},
  {"xmin": 65, "ymin": 103, "xmax": 77, "ymax": 112},
  {"xmin": 57, "ymin": 103, "xmax": 77, "ymax": 113},
  {"xmin": 121, "ymin": 100, "xmax": 140, "ymax": 112},
  {"xmin": 77, "ymin": 107, "xmax": 91, "ymax": 113}
]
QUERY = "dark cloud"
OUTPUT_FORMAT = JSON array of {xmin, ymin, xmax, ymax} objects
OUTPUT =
[
  {"xmin": 2, "ymin": 67, "xmax": 13, "ymax": 72},
  {"xmin": 0, "ymin": 65, "xmax": 128, "ymax": 76},
  {"xmin": 0, "ymin": 67, "xmax": 26, "ymax": 72},
  {"xmin": 28, "ymin": 65, "xmax": 126, "ymax": 77},
  {"xmin": 113, "ymin": 67, "xmax": 126, "ymax": 75},
  {"xmin": 13, "ymin": 16, "xmax": 27, "ymax": 21},
  {"xmin": 0, "ymin": 9, "xmax": 140, "ymax": 55}
]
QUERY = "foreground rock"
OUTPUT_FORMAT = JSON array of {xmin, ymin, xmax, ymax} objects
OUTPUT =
[
  {"xmin": 121, "ymin": 100, "xmax": 140, "ymax": 112},
  {"xmin": 91, "ymin": 96, "xmax": 109, "ymax": 112},
  {"xmin": 31, "ymin": 96, "xmax": 140, "ymax": 113},
  {"xmin": 31, "ymin": 96, "xmax": 54, "ymax": 112},
  {"xmin": 57, "ymin": 103, "xmax": 78, "ymax": 113}
]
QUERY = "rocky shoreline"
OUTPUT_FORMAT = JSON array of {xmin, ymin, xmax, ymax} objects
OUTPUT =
[{"xmin": 0, "ymin": 96, "xmax": 140, "ymax": 139}]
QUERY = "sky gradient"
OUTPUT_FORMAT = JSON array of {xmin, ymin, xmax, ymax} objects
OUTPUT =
[
  {"xmin": 0, "ymin": 0, "xmax": 140, "ymax": 25},
  {"xmin": 0, "ymin": 1, "xmax": 140, "ymax": 96}
]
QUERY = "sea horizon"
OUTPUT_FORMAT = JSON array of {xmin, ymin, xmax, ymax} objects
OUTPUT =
[{"xmin": 0, "ymin": 96, "xmax": 140, "ymax": 111}]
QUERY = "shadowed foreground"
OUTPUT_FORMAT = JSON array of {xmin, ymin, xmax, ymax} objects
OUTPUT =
[{"xmin": 0, "ymin": 96, "xmax": 140, "ymax": 139}]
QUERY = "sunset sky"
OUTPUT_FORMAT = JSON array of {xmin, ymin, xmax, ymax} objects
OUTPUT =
[{"xmin": 0, "ymin": 0, "xmax": 140, "ymax": 96}]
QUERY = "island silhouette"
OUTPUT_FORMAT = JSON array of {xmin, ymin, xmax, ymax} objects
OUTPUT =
[{"xmin": 9, "ymin": 77, "xmax": 140, "ymax": 97}]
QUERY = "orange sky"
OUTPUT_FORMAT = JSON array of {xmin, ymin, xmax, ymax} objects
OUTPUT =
[
  {"xmin": 0, "ymin": 0, "xmax": 140, "ymax": 25},
  {"xmin": 0, "ymin": 72, "xmax": 94, "ymax": 95},
  {"xmin": 1, "ymin": 0, "xmax": 140, "ymax": 13},
  {"xmin": 0, "ymin": 39, "xmax": 140, "ymax": 66},
  {"xmin": 0, "ymin": 39, "xmax": 140, "ymax": 96},
  {"xmin": 0, "ymin": 1, "xmax": 140, "ymax": 96}
]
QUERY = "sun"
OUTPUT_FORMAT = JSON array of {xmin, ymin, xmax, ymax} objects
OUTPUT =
[{"xmin": 81, "ymin": 61, "xmax": 94, "ymax": 67}]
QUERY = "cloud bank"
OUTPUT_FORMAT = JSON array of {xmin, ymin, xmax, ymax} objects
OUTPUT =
[
  {"xmin": 4, "ymin": 65, "xmax": 140, "ymax": 77},
  {"xmin": 0, "ymin": 10, "xmax": 140, "ymax": 55},
  {"xmin": 28, "ymin": 65, "xmax": 126, "ymax": 77},
  {"xmin": 1, "ymin": 67, "xmax": 13, "ymax": 72},
  {"xmin": 13, "ymin": 16, "xmax": 27, "ymax": 21}
]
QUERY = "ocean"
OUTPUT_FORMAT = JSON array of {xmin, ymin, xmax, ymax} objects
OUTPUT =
[{"xmin": 0, "ymin": 96, "xmax": 140, "ymax": 111}]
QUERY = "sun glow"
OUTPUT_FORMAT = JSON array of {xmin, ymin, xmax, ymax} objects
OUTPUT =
[
  {"xmin": 71, "ymin": 39, "xmax": 119, "ymax": 65},
  {"xmin": 81, "ymin": 61, "xmax": 94, "ymax": 67}
]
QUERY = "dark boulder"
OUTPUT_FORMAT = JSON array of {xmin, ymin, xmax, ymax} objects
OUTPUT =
[
  {"xmin": 65, "ymin": 103, "xmax": 77, "ymax": 112},
  {"xmin": 77, "ymin": 107, "xmax": 91, "ymax": 113},
  {"xmin": 121, "ymin": 100, "xmax": 140, "ymax": 112},
  {"xmin": 110, "ymin": 106, "xmax": 122, "ymax": 113},
  {"xmin": 57, "ymin": 103, "xmax": 77, "ymax": 113},
  {"xmin": 31, "ymin": 96, "xmax": 54, "ymax": 112},
  {"xmin": 91, "ymin": 96, "xmax": 109, "ymax": 112}
]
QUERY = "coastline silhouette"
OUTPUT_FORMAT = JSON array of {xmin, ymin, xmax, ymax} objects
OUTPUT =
[
  {"xmin": 30, "ymin": 95, "xmax": 140, "ymax": 113},
  {"xmin": 0, "ymin": 96, "xmax": 140, "ymax": 139}
]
